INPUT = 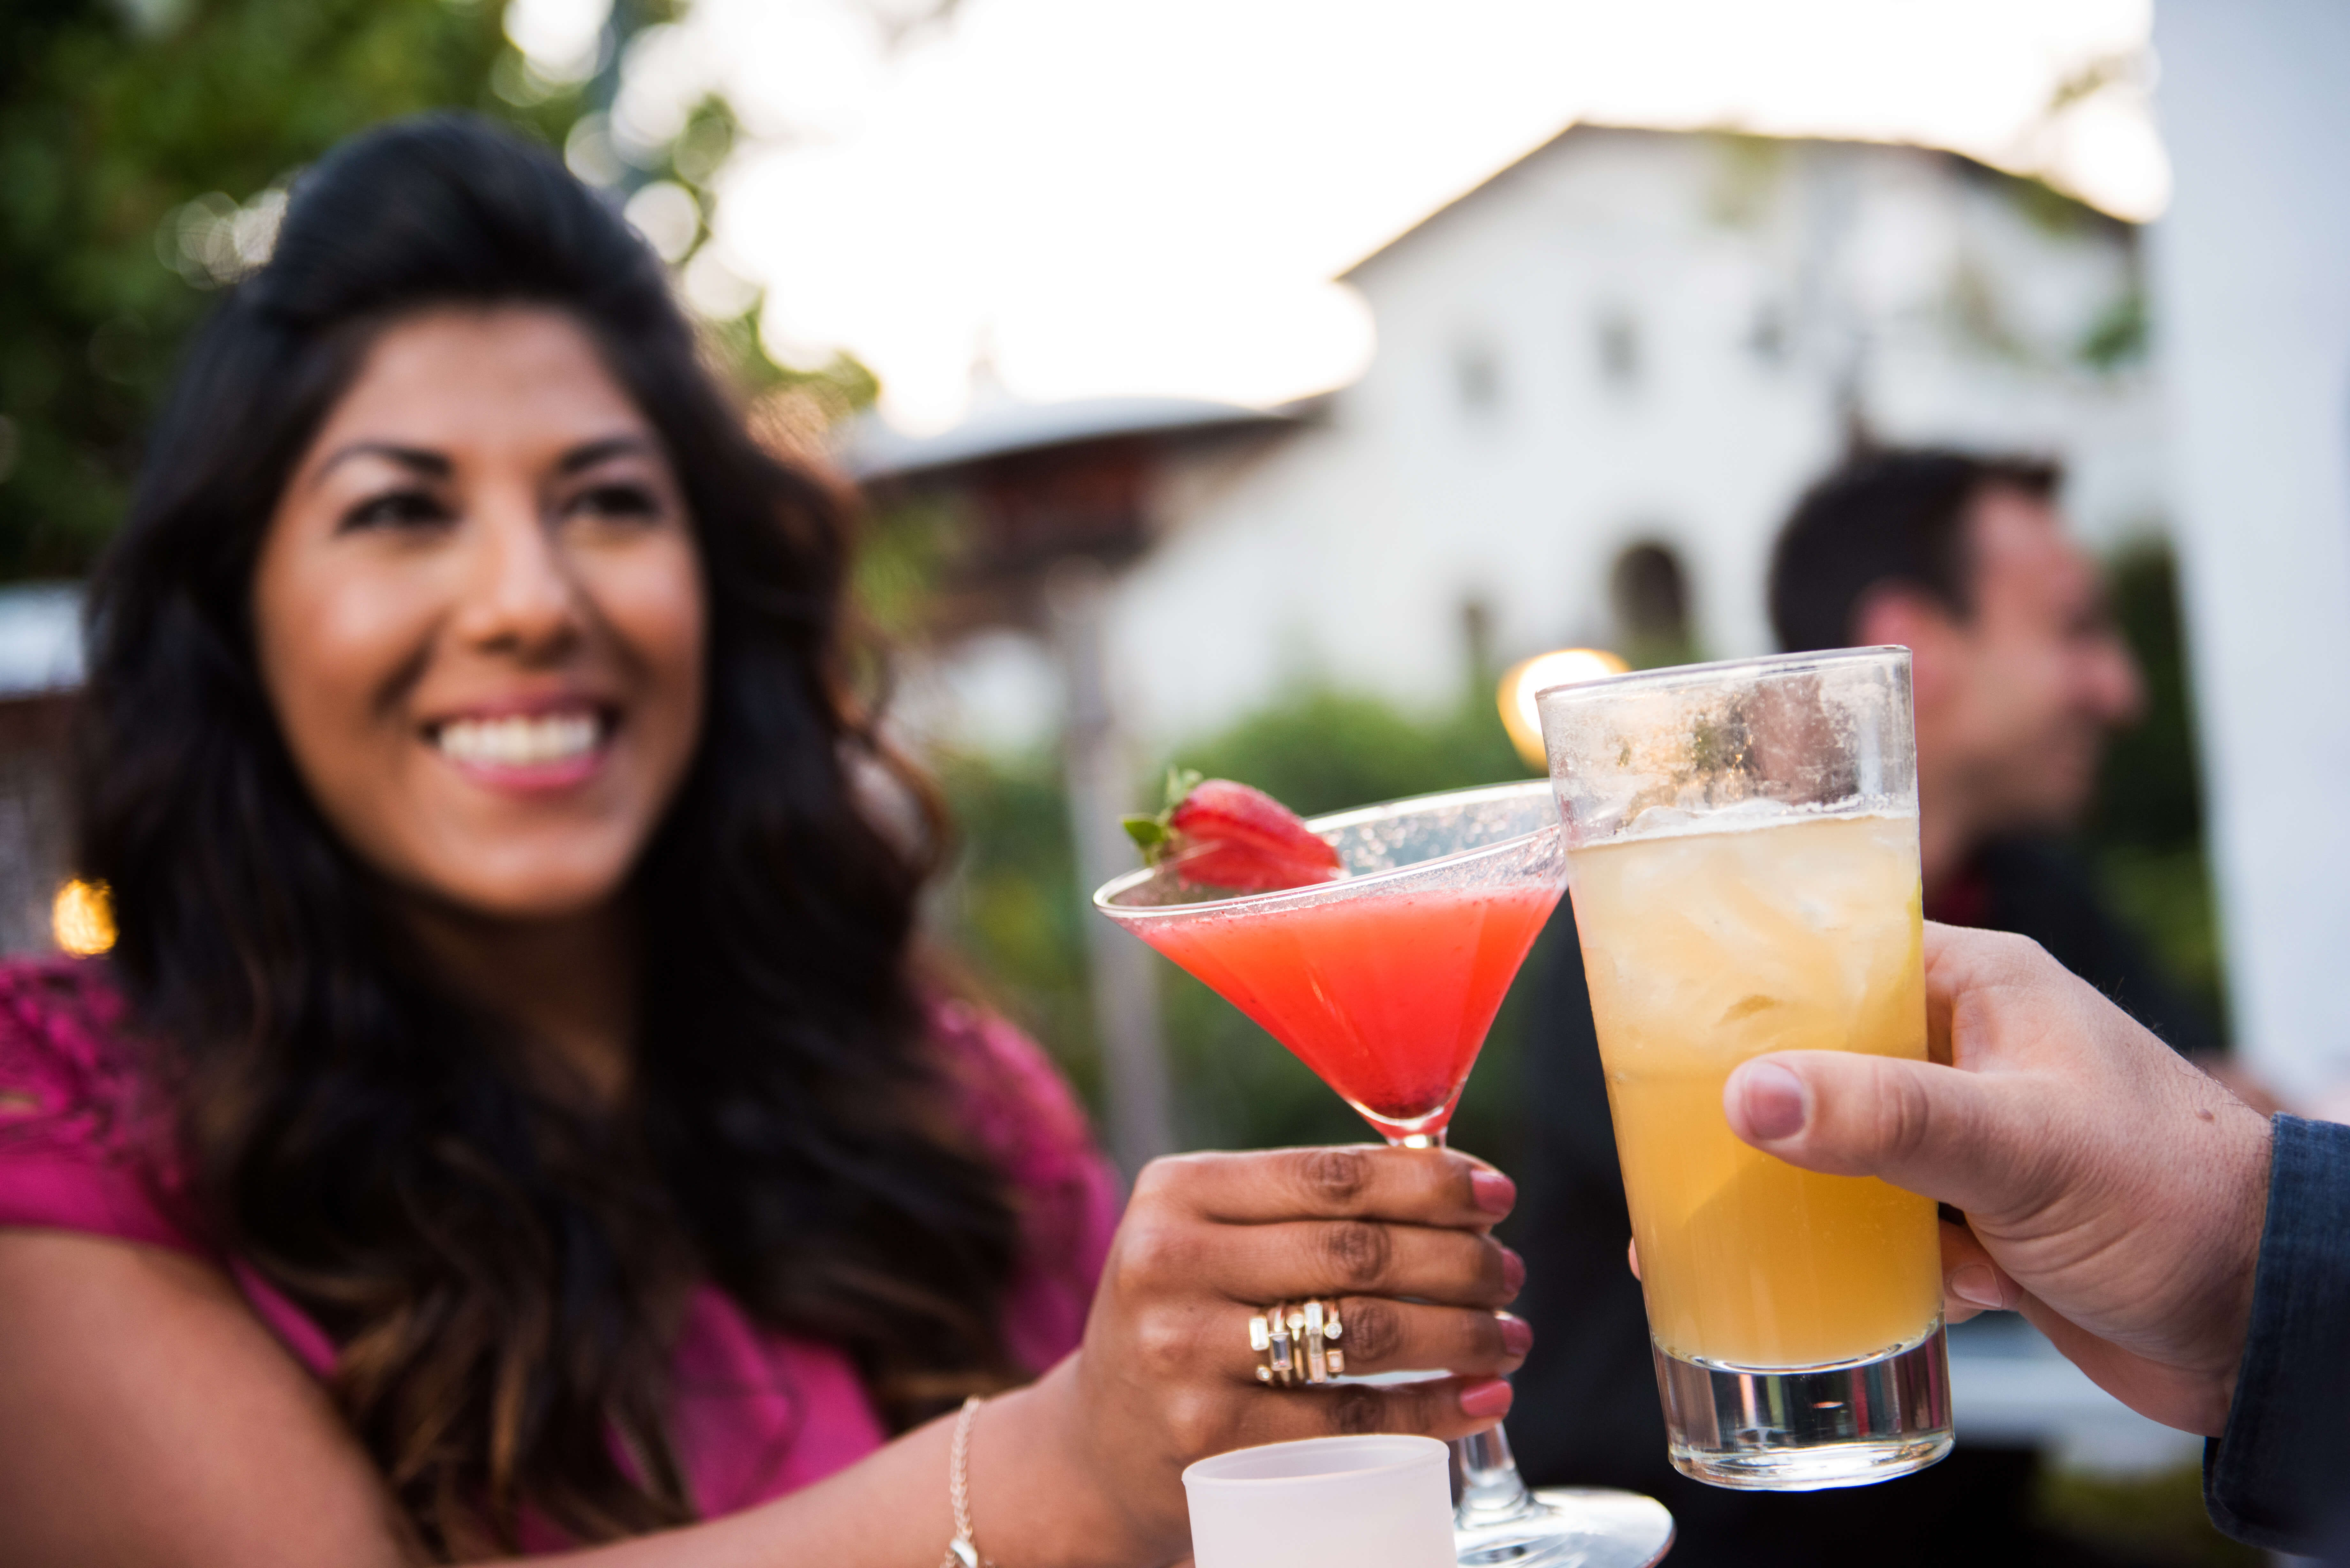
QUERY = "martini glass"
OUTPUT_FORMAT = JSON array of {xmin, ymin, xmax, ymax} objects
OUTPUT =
[{"xmin": 1096, "ymin": 780, "xmax": 1674, "ymax": 1568}]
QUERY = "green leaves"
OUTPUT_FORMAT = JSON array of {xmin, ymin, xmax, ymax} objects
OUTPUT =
[
  {"xmin": 1118, "ymin": 767, "xmax": 1202, "ymax": 864},
  {"xmin": 1, "ymin": 0, "xmax": 552, "ymax": 581},
  {"xmin": 1120, "ymin": 814, "xmax": 1170, "ymax": 858}
]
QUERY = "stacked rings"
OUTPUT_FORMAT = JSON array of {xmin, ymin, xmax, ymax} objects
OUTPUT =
[{"xmin": 1248, "ymin": 1299, "xmax": 1345, "ymax": 1386}]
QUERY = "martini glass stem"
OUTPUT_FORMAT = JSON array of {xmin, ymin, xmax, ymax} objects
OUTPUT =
[
  {"xmin": 1411, "ymin": 1128, "xmax": 1544, "ymax": 1526},
  {"xmin": 1455, "ymin": 1425, "xmax": 1538, "ymax": 1519}
]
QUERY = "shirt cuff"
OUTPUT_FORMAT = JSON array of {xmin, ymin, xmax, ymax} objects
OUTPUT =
[{"xmin": 2205, "ymin": 1114, "xmax": 2350, "ymax": 1550}]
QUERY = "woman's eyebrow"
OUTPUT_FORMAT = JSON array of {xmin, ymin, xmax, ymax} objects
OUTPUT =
[
  {"xmin": 309, "ymin": 442, "xmax": 451, "ymax": 489},
  {"xmin": 557, "ymin": 434, "xmax": 658, "ymax": 474}
]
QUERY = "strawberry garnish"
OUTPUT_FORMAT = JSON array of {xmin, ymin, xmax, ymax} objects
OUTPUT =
[{"xmin": 1123, "ymin": 770, "xmax": 1344, "ymax": 893}]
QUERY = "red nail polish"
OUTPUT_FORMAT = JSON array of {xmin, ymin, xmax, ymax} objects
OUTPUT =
[
  {"xmin": 1459, "ymin": 1378, "xmax": 1513, "ymax": 1420},
  {"xmin": 1470, "ymin": 1169, "xmax": 1517, "ymax": 1216},
  {"xmin": 1500, "ymin": 1248, "xmax": 1526, "ymax": 1298},
  {"xmin": 1499, "ymin": 1315, "xmax": 1533, "ymax": 1357}
]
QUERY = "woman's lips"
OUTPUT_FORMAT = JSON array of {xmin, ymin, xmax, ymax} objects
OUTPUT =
[{"xmin": 430, "ymin": 708, "xmax": 611, "ymax": 795}]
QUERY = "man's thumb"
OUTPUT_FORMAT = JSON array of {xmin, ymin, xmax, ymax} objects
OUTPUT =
[{"xmin": 1723, "ymin": 1051, "xmax": 2017, "ymax": 1217}]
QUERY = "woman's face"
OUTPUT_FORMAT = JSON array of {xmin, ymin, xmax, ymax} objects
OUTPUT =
[{"xmin": 253, "ymin": 306, "xmax": 706, "ymax": 923}]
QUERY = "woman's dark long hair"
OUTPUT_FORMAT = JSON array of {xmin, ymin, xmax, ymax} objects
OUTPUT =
[{"xmin": 75, "ymin": 114, "xmax": 1022, "ymax": 1557}]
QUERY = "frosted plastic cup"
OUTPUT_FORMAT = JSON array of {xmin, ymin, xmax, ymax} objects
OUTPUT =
[{"xmin": 1182, "ymin": 1435, "xmax": 1456, "ymax": 1568}]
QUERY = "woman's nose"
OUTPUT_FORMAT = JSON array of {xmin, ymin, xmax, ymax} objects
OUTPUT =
[{"xmin": 453, "ymin": 489, "xmax": 583, "ymax": 658}]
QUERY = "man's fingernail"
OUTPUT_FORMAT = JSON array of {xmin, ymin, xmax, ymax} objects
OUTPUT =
[
  {"xmin": 1500, "ymin": 1247, "xmax": 1526, "ymax": 1297},
  {"xmin": 1470, "ymin": 1170, "xmax": 1517, "ymax": 1216},
  {"xmin": 1734, "ymin": 1061, "xmax": 1808, "ymax": 1140},
  {"xmin": 1950, "ymin": 1265, "xmax": 2006, "ymax": 1309},
  {"xmin": 1498, "ymin": 1314, "xmax": 1534, "ymax": 1357},
  {"xmin": 1459, "ymin": 1378, "xmax": 1513, "ymax": 1420}
]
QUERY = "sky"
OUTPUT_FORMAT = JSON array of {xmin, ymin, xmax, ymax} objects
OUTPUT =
[{"xmin": 512, "ymin": 0, "xmax": 2163, "ymax": 433}]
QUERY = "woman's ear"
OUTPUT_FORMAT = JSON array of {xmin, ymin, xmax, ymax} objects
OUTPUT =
[{"xmin": 1852, "ymin": 583, "xmax": 1967, "ymax": 715}]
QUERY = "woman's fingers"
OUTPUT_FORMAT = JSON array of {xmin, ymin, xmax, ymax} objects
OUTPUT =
[
  {"xmin": 1266, "ymin": 1297, "xmax": 1530, "ymax": 1382},
  {"xmin": 1205, "ymin": 1297, "xmax": 1529, "ymax": 1387},
  {"xmin": 1136, "ymin": 1145, "xmax": 1513, "ymax": 1230},
  {"xmin": 1202, "ymin": 1220, "xmax": 1521, "ymax": 1308},
  {"xmin": 1088, "ymin": 1142, "xmax": 1535, "ymax": 1486},
  {"xmin": 1126, "ymin": 1293, "xmax": 1527, "ymax": 1387},
  {"xmin": 1232, "ymin": 1374, "xmax": 1518, "ymax": 1448},
  {"xmin": 1114, "ymin": 1297, "xmax": 1524, "ymax": 1420}
]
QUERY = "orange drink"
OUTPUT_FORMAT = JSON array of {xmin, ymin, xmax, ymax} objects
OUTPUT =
[{"xmin": 1570, "ymin": 810, "xmax": 1938, "ymax": 1369}]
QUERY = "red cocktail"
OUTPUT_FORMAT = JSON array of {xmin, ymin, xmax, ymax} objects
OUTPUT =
[{"xmin": 1129, "ymin": 880, "xmax": 1557, "ymax": 1143}]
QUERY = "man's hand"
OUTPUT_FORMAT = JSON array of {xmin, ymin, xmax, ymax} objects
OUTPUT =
[{"xmin": 1721, "ymin": 923, "xmax": 2272, "ymax": 1436}]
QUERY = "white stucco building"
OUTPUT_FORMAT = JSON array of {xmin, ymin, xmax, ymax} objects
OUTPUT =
[
  {"xmin": 1089, "ymin": 124, "xmax": 2162, "ymax": 747},
  {"xmin": 878, "ymin": 126, "xmax": 2166, "ymax": 754}
]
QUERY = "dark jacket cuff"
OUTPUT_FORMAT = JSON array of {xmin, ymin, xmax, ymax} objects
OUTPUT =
[{"xmin": 2205, "ymin": 1114, "xmax": 2350, "ymax": 1550}]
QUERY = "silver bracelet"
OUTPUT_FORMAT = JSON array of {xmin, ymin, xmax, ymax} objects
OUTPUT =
[{"xmin": 940, "ymin": 1394, "xmax": 990, "ymax": 1568}]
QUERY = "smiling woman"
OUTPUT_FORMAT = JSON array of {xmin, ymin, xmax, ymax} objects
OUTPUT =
[
  {"xmin": 246, "ymin": 306, "xmax": 711, "ymax": 1107},
  {"xmin": 0, "ymin": 115, "xmax": 1533, "ymax": 1568}
]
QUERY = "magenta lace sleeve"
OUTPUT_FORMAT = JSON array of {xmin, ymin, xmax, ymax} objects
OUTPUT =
[
  {"xmin": 929, "ymin": 999, "xmax": 1124, "ymax": 1374},
  {"xmin": 0, "ymin": 958, "xmax": 199, "ymax": 1254}
]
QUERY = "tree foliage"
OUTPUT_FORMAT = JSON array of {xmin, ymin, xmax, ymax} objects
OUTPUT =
[
  {"xmin": 0, "ymin": 0, "xmax": 606, "ymax": 579},
  {"xmin": 2085, "ymin": 540, "xmax": 2226, "ymax": 1028},
  {"xmin": 0, "ymin": 0, "xmax": 881, "ymax": 584}
]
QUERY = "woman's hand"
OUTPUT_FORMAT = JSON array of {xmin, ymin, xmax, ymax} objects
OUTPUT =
[{"xmin": 998, "ymin": 1145, "xmax": 1526, "ymax": 1564}]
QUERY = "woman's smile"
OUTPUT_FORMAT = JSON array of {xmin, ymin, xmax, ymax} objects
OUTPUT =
[{"xmin": 426, "ymin": 699, "xmax": 617, "ymax": 795}]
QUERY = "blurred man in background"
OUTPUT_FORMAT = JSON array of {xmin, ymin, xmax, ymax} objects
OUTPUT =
[
  {"xmin": 1509, "ymin": 448, "xmax": 2221, "ymax": 1565},
  {"xmin": 1766, "ymin": 450, "xmax": 2212, "ymax": 1050}
]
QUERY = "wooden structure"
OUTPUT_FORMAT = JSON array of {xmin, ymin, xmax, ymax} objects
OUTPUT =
[
  {"xmin": 851, "ymin": 394, "xmax": 1297, "ymax": 1173},
  {"xmin": 0, "ymin": 693, "xmax": 72, "ymax": 956}
]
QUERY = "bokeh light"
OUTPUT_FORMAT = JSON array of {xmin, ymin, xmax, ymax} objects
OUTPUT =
[
  {"xmin": 1498, "ymin": 649, "xmax": 1631, "ymax": 768},
  {"xmin": 51, "ymin": 879, "xmax": 116, "ymax": 958}
]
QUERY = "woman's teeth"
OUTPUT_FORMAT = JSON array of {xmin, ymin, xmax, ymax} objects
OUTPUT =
[{"xmin": 436, "ymin": 712, "xmax": 602, "ymax": 767}]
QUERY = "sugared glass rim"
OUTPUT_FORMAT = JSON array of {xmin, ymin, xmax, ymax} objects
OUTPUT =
[
  {"xmin": 1091, "ymin": 777, "xmax": 1558, "ymax": 922},
  {"xmin": 1532, "ymin": 644, "xmax": 1909, "ymax": 707}
]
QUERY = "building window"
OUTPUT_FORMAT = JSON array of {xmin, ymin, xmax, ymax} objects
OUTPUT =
[
  {"xmin": 1454, "ymin": 342, "xmax": 1501, "ymax": 416},
  {"xmin": 1610, "ymin": 539, "xmax": 1694, "ymax": 666},
  {"xmin": 1596, "ymin": 306, "xmax": 1641, "ymax": 390}
]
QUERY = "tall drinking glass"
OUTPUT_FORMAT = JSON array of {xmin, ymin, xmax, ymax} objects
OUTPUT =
[{"xmin": 1535, "ymin": 648, "xmax": 1952, "ymax": 1490}]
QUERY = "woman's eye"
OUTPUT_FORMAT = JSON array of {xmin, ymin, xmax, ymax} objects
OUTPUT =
[
  {"xmin": 341, "ymin": 489, "xmax": 451, "ymax": 531},
  {"xmin": 569, "ymin": 482, "xmax": 663, "ymax": 522}
]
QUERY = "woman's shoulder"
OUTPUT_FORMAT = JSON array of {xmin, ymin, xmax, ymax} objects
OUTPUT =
[
  {"xmin": 0, "ymin": 956, "xmax": 197, "ymax": 1252},
  {"xmin": 926, "ymin": 998, "xmax": 1101, "ymax": 1189},
  {"xmin": 925, "ymin": 998, "xmax": 1121, "ymax": 1370}
]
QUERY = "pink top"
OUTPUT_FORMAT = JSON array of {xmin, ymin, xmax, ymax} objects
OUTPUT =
[{"xmin": 0, "ymin": 958, "xmax": 1121, "ymax": 1546}]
